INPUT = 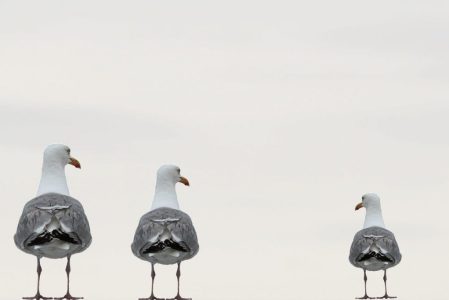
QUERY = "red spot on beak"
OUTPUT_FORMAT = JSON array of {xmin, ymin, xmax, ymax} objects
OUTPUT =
[
  {"xmin": 355, "ymin": 202, "xmax": 364, "ymax": 211},
  {"xmin": 179, "ymin": 176, "xmax": 190, "ymax": 186},
  {"xmin": 69, "ymin": 157, "xmax": 81, "ymax": 169}
]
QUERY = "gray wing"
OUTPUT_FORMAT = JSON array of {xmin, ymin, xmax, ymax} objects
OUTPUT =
[
  {"xmin": 14, "ymin": 193, "xmax": 92, "ymax": 255},
  {"xmin": 349, "ymin": 226, "xmax": 401, "ymax": 269},
  {"xmin": 131, "ymin": 207, "xmax": 199, "ymax": 262}
]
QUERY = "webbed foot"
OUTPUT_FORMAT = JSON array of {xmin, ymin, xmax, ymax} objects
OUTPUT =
[
  {"xmin": 138, "ymin": 295, "xmax": 165, "ymax": 300},
  {"xmin": 376, "ymin": 295, "xmax": 397, "ymax": 299},
  {"xmin": 166, "ymin": 295, "xmax": 191, "ymax": 300},
  {"xmin": 23, "ymin": 293, "xmax": 53, "ymax": 300},
  {"xmin": 54, "ymin": 293, "xmax": 83, "ymax": 300},
  {"xmin": 356, "ymin": 295, "xmax": 375, "ymax": 299}
]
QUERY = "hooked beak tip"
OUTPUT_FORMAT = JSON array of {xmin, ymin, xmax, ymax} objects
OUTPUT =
[
  {"xmin": 69, "ymin": 157, "xmax": 81, "ymax": 169},
  {"xmin": 179, "ymin": 176, "xmax": 190, "ymax": 186}
]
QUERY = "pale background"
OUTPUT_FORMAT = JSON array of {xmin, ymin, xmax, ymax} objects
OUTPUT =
[{"xmin": 0, "ymin": 1, "xmax": 448, "ymax": 300}]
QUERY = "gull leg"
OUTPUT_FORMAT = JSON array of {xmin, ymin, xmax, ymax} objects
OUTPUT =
[
  {"xmin": 54, "ymin": 255, "xmax": 83, "ymax": 300},
  {"xmin": 356, "ymin": 269, "xmax": 374, "ymax": 299},
  {"xmin": 167, "ymin": 263, "xmax": 191, "ymax": 300},
  {"xmin": 23, "ymin": 257, "xmax": 53, "ymax": 300},
  {"xmin": 377, "ymin": 270, "xmax": 397, "ymax": 299},
  {"xmin": 139, "ymin": 263, "xmax": 164, "ymax": 300}
]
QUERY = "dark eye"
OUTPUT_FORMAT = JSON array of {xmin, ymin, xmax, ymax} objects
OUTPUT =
[
  {"xmin": 177, "ymin": 168, "xmax": 181, "ymax": 174},
  {"xmin": 66, "ymin": 148, "xmax": 71, "ymax": 154}
]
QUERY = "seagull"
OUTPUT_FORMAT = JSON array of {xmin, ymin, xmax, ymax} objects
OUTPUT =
[
  {"xmin": 14, "ymin": 144, "xmax": 92, "ymax": 300},
  {"xmin": 349, "ymin": 193, "xmax": 402, "ymax": 299},
  {"xmin": 132, "ymin": 165, "xmax": 199, "ymax": 300}
]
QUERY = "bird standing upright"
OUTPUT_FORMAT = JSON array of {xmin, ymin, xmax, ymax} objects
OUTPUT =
[
  {"xmin": 132, "ymin": 165, "xmax": 199, "ymax": 300},
  {"xmin": 14, "ymin": 144, "xmax": 92, "ymax": 300},
  {"xmin": 349, "ymin": 193, "xmax": 401, "ymax": 299}
]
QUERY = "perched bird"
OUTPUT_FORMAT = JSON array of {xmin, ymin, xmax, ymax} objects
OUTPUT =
[
  {"xmin": 14, "ymin": 144, "xmax": 92, "ymax": 300},
  {"xmin": 132, "ymin": 165, "xmax": 199, "ymax": 300},
  {"xmin": 349, "ymin": 193, "xmax": 401, "ymax": 299}
]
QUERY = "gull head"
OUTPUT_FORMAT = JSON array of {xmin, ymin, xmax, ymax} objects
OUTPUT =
[
  {"xmin": 157, "ymin": 164, "xmax": 189, "ymax": 186},
  {"xmin": 355, "ymin": 193, "xmax": 381, "ymax": 211},
  {"xmin": 43, "ymin": 144, "xmax": 81, "ymax": 169}
]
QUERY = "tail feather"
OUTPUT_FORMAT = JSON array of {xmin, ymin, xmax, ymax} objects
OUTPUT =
[
  {"xmin": 357, "ymin": 251, "xmax": 393, "ymax": 262},
  {"xmin": 142, "ymin": 239, "xmax": 190, "ymax": 254},
  {"xmin": 27, "ymin": 229, "xmax": 79, "ymax": 247}
]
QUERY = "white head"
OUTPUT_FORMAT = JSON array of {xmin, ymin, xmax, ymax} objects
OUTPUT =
[
  {"xmin": 151, "ymin": 164, "xmax": 189, "ymax": 210},
  {"xmin": 37, "ymin": 144, "xmax": 81, "ymax": 196},
  {"xmin": 156, "ymin": 164, "xmax": 189, "ymax": 186},
  {"xmin": 43, "ymin": 144, "xmax": 81, "ymax": 169},
  {"xmin": 355, "ymin": 192, "xmax": 385, "ymax": 228},
  {"xmin": 355, "ymin": 193, "xmax": 381, "ymax": 211}
]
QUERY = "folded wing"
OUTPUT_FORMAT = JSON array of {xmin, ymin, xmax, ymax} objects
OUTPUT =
[
  {"xmin": 132, "ymin": 207, "xmax": 199, "ymax": 264},
  {"xmin": 14, "ymin": 193, "xmax": 92, "ymax": 258},
  {"xmin": 349, "ymin": 226, "xmax": 401, "ymax": 270}
]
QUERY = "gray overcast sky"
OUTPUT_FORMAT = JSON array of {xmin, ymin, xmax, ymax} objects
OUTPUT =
[{"xmin": 0, "ymin": 1, "xmax": 448, "ymax": 300}]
